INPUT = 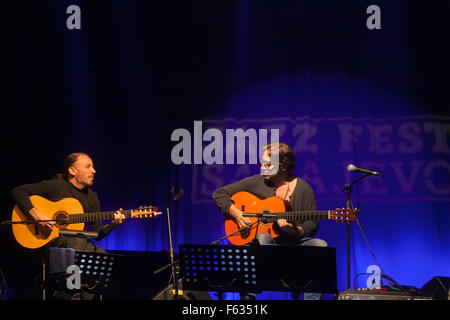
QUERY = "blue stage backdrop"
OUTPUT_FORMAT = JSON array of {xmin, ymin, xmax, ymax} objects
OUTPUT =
[{"xmin": 1, "ymin": 1, "xmax": 449, "ymax": 299}]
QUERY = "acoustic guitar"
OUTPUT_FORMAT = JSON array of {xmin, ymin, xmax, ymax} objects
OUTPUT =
[
  {"xmin": 11, "ymin": 195, "xmax": 161, "ymax": 249},
  {"xmin": 224, "ymin": 191, "xmax": 358, "ymax": 245}
]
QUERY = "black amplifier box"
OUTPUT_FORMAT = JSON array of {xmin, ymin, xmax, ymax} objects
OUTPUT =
[{"xmin": 338, "ymin": 289, "xmax": 433, "ymax": 300}]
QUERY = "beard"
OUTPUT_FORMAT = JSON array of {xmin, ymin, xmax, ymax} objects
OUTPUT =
[
  {"xmin": 261, "ymin": 166, "xmax": 279, "ymax": 178},
  {"xmin": 77, "ymin": 176, "xmax": 94, "ymax": 187}
]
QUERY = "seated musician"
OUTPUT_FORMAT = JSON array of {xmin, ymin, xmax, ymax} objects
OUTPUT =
[
  {"xmin": 10, "ymin": 152, "xmax": 126, "ymax": 299},
  {"xmin": 212, "ymin": 142, "xmax": 327, "ymax": 300},
  {"xmin": 11, "ymin": 152, "xmax": 126, "ymax": 253}
]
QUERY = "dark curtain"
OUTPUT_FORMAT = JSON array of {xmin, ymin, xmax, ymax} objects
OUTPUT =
[{"xmin": 1, "ymin": 0, "xmax": 449, "ymax": 299}]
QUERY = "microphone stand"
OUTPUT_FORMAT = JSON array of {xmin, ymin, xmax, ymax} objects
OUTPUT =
[
  {"xmin": 1, "ymin": 219, "xmax": 58, "ymax": 225},
  {"xmin": 165, "ymin": 187, "xmax": 184, "ymax": 300},
  {"xmin": 341, "ymin": 172, "xmax": 371, "ymax": 289},
  {"xmin": 210, "ymin": 217, "xmax": 263, "ymax": 245},
  {"xmin": 153, "ymin": 214, "xmax": 267, "ymax": 300}
]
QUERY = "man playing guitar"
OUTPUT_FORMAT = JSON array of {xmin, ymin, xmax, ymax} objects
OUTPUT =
[
  {"xmin": 212, "ymin": 142, "xmax": 327, "ymax": 300},
  {"xmin": 11, "ymin": 152, "xmax": 126, "ymax": 252}
]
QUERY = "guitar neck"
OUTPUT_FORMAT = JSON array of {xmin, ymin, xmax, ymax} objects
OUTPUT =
[
  {"xmin": 274, "ymin": 210, "xmax": 331, "ymax": 220},
  {"xmin": 67, "ymin": 210, "xmax": 133, "ymax": 224}
]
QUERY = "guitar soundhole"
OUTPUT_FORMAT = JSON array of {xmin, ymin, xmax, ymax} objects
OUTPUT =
[
  {"xmin": 54, "ymin": 212, "xmax": 69, "ymax": 226},
  {"xmin": 260, "ymin": 210, "xmax": 274, "ymax": 225}
]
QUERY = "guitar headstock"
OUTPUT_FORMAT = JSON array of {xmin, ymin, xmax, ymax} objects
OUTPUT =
[
  {"xmin": 132, "ymin": 206, "xmax": 162, "ymax": 219},
  {"xmin": 330, "ymin": 208, "xmax": 359, "ymax": 222}
]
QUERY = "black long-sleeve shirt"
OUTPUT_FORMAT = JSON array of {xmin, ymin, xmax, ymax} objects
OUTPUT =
[
  {"xmin": 212, "ymin": 174, "xmax": 319, "ymax": 240},
  {"xmin": 11, "ymin": 177, "xmax": 114, "ymax": 249}
]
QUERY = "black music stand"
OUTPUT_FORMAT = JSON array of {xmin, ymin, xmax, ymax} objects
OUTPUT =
[
  {"xmin": 179, "ymin": 244, "xmax": 337, "ymax": 299},
  {"xmin": 179, "ymin": 245, "xmax": 260, "ymax": 299},
  {"xmin": 44, "ymin": 247, "xmax": 123, "ymax": 300}
]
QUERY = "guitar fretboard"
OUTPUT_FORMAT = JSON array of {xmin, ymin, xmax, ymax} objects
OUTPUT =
[
  {"xmin": 259, "ymin": 210, "xmax": 331, "ymax": 221},
  {"xmin": 67, "ymin": 210, "xmax": 133, "ymax": 224}
]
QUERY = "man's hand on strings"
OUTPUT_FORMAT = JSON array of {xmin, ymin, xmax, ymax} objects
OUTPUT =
[
  {"xmin": 229, "ymin": 205, "xmax": 252, "ymax": 230},
  {"xmin": 112, "ymin": 208, "xmax": 126, "ymax": 225},
  {"xmin": 29, "ymin": 207, "xmax": 55, "ymax": 237}
]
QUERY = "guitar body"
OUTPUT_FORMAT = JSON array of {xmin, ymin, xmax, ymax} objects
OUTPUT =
[
  {"xmin": 224, "ymin": 191, "xmax": 287, "ymax": 246},
  {"xmin": 12, "ymin": 195, "xmax": 85, "ymax": 249}
]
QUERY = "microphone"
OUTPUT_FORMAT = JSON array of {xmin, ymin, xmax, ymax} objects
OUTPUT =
[
  {"xmin": 59, "ymin": 229, "xmax": 99, "ymax": 240},
  {"xmin": 347, "ymin": 164, "xmax": 383, "ymax": 176},
  {"xmin": 171, "ymin": 187, "xmax": 184, "ymax": 201},
  {"xmin": 167, "ymin": 187, "xmax": 184, "ymax": 206}
]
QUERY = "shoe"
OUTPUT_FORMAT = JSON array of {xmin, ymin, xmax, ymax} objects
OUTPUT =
[{"xmin": 240, "ymin": 293, "xmax": 256, "ymax": 300}]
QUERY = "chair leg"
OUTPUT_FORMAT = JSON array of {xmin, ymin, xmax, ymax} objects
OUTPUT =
[{"xmin": 41, "ymin": 257, "xmax": 46, "ymax": 301}]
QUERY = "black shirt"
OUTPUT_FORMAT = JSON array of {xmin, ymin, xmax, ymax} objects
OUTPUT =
[{"xmin": 212, "ymin": 174, "xmax": 319, "ymax": 239}]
